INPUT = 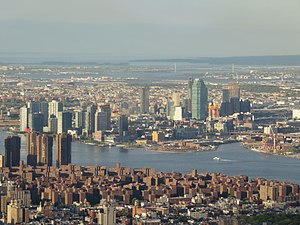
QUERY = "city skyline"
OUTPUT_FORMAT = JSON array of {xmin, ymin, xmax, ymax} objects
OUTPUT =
[{"xmin": 1, "ymin": 1, "xmax": 300, "ymax": 223}]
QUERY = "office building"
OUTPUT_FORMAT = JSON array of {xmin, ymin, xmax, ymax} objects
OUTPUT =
[
  {"xmin": 27, "ymin": 132, "xmax": 53, "ymax": 166},
  {"xmin": 140, "ymin": 86, "xmax": 149, "ymax": 114},
  {"xmin": 57, "ymin": 112, "xmax": 72, "ymax": 134},
  {"xmin": 95, "ymin": 105, "xmax": 111, "ymax": 131},
  {"xmin": 5, "ymin": 136, "xmax": 21, "ymax": 168},
  {"xmin": 56, "ymin": 134, "xmax": 72, "ymax": 167},
  {"xmin": 118, "ymin": 115, "xmax": 128, "ymax": 136},
  {"xmin": 191, "ymin": 79, "xmax": 208, "ymax": 120},
  {"xmin": 48, "ymin": 100, "xmax": 63, "ymax": 118}
]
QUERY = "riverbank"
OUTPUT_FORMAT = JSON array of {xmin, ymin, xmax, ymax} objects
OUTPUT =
[
  {"xmin": 243, "ymin": 142, "xmax": 300, "ymax": 159},
  {"xmin": 145, "ymin": 145, "xmax": 218, "ymax": 153}
]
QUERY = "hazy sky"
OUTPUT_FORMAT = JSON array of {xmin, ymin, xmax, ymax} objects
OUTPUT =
[{"xmin": 1, "ymin": 0, "xmax": 300, "ymax": 58}]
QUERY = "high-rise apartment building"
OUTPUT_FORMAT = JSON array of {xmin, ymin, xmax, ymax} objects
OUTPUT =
[
  {"xmin": 27, "ymin": 132, "xmax": 53, "ymax": 166},
  {"xmin": 48, "ymin": 115, "xmax": 58, "ymax": 133},
  {"xmin": 7, "ymin": 200, "xmax": 29, "ymax": 224},
  {"xmin": 40, "ymin": 101, "xmax": 49, "ymax": 126},
  {"xmin": 0, "ymin": 154, "xmax": 4, "ymax": 168},
  {"xmin": 5, "ymin": 136, "xmax": 21, "ymax": 168},
  {"xmin": 28, "ymin": 113, "xmax": 44, "ymax": 132},
  {"xmin": 74, "ymin": 110, "xmax": 85, "ymax": 129},
  {"xmin": 220, "ymin": 82, "xmax": 250, "ymax": 116},
  {"xmin": 27, "ymin": 101, "xmax": 40, "ymax": 114},
  {"xmin": 140, "ymin": 86, "xmax": 149, "ymax": 114},
  {"xmin": 20, "ymin": 106, "xmax": 29, "ymax": 132},
  {"xmin": 97, "ymin": 204, "xmax": 116, "ymax": 225},
  {"xmin": 191, "ymin": 79, "xmax": 208, "ymax": 120},
  {"xmin": 57, "ymin": 112, "xmax": 72, "ymax": 134},
  {"xmin": 172, "ymin": 91, "xmax": 181, "ymax": 107},
  {"xmin": 48, "ymin": 100, "xmax": 63, "ymax": 118},
  {"xmin": 56, "ymin": 134, "xmax": 72, "ymax": 167},
  {"xmin": 228, "ymin": 82, "xmax": 240, "ymax": 100},
  {"xmin": 84, "ymin": 104, "xmax": 97, "ymax": 135}
]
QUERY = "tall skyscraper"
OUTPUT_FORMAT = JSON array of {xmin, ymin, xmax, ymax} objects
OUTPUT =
[
  {"xmin": 56, "ymin": 134, "xmax": 72, "ymax": 167},
  {"xmin": 95, "ymin": 105, "xmax": 111, "ymax": 131},
  {"xmin": 84, "ymin": 104, "xmax": 97, "ymax": 135},
  {"xmin": 27, "ymin": 101, "xmax": 40, "ymax": 114},
  {"xmin": 5, "ymin": 136, "xmax": 21, "ymax": 168},
  {"xmin": 20, "ymin": 106, "xmax": 29, "ymax": 132},
  {"xmin": 28, "ymin": 113, "xmax": 44, "ymax": 132},
  {"xmin": 57, "ymin": 112, "xmax": 72, "ymax": 134},
  {"xmin": 188, "ymin": 77, "xmax": 193, "ymax": 97},
  {"xmin": 48, "ymin": 100, "xmax": 63, "ymax": 118},
  {"xmin": 27, "ymin": 132, "xmax": 53, "ymax": 166},
  {"xmin": 228, "ymin": 82, "xmax": 240, "ymax": 100},
  {"xmin": 166, "ymin": 98, "xmax": 175, "ymax": 119},
  {"xmin": 40, "ymin": 101, "xmax": 49, "ymax": 126},
  {"xmin": 118, "ymin": 115, "xmax": 129, "ymax": 137},
  {"xmin": 191, "ymin": 79, "xmax": 208, "ymax": 120},
  {"xmin": 220, "ymin": 82, "xmax": 249, "ymax": 116},
  {"xmin": 48, "ymin": 115, "xmax": 58, "ymax": 134},
  {"xmin": 74, "ymin": 110, "xmax": 85, "ymax": 129},
  {"xmin": 140, "ymin": 86, "xmax": 149, "ymax": 114},
  {"xmin": 186, "ymin": 77, "xmax": 193, "ymax": 112},
  {"xmin": 222, "ymin": 89, "xmax": 230, "ymax": 103},
  {"xmin": 172, "ymin": 91, "xmax": 181, "ymax": 107}
]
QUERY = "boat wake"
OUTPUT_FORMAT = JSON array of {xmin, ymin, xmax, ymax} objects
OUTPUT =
[{"xmin": 213, "ymin": 157, "xmax": 237, "ymax": 162}]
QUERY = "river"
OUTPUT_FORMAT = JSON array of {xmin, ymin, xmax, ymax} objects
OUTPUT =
[{"xmin": 0, "ymin": 130, "xmax": 299, "ymax": 184}]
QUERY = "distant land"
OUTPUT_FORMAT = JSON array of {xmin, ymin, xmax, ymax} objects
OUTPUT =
[
  {"xmin": 1, "ymin": 54, "xmax": 300, "ymax": 66},
  {"xmin": 131, "ymin": 55, "xmax": 300, "ymax": 66},
  {"xmin": 39, "ymin": 61, "xmax": 129, "ymax": 66}
]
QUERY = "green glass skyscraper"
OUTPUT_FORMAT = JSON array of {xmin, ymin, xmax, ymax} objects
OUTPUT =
[{"xmin": 191, "ymin": 79, "xmax": 208, "ymax": 120}]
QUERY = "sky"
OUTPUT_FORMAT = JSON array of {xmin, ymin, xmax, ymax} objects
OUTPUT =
[{"xmin": 0, "ymin": 0, "xmax": 300, "ymax": 59}]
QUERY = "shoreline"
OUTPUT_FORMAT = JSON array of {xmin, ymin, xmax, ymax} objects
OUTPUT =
[{"xmin": 243, "ymin": 143, "xmax": 300, "ymax": 159}]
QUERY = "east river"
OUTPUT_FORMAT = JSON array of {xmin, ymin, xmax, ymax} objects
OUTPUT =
[{"xmin": 1, "ymin": 131, "xmax": 300, "ymax": 184}]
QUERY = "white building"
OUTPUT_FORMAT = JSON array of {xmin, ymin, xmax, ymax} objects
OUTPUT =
[
  {"xmin": 97, "ymin": 204, "xmax": 116, "ymax": 225},
  {"xmin": 173, "ymin": 106, "xmax": 183, "ymax": 121},
  {"xmin": 292, "ymin": 109, "xmax": 300, "ymax": 119},
  {"xmin": 20, "ymin": 106, "xmax": 29, "ymax": 132},
  {"xmin": 48, "ymin": 100, "xmax": 63, "ymax": 118}
]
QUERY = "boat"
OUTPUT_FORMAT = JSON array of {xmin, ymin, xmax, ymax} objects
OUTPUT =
[{"xmin": 213, "ymin": 157, "xmax": 221, "ymax": 161}]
